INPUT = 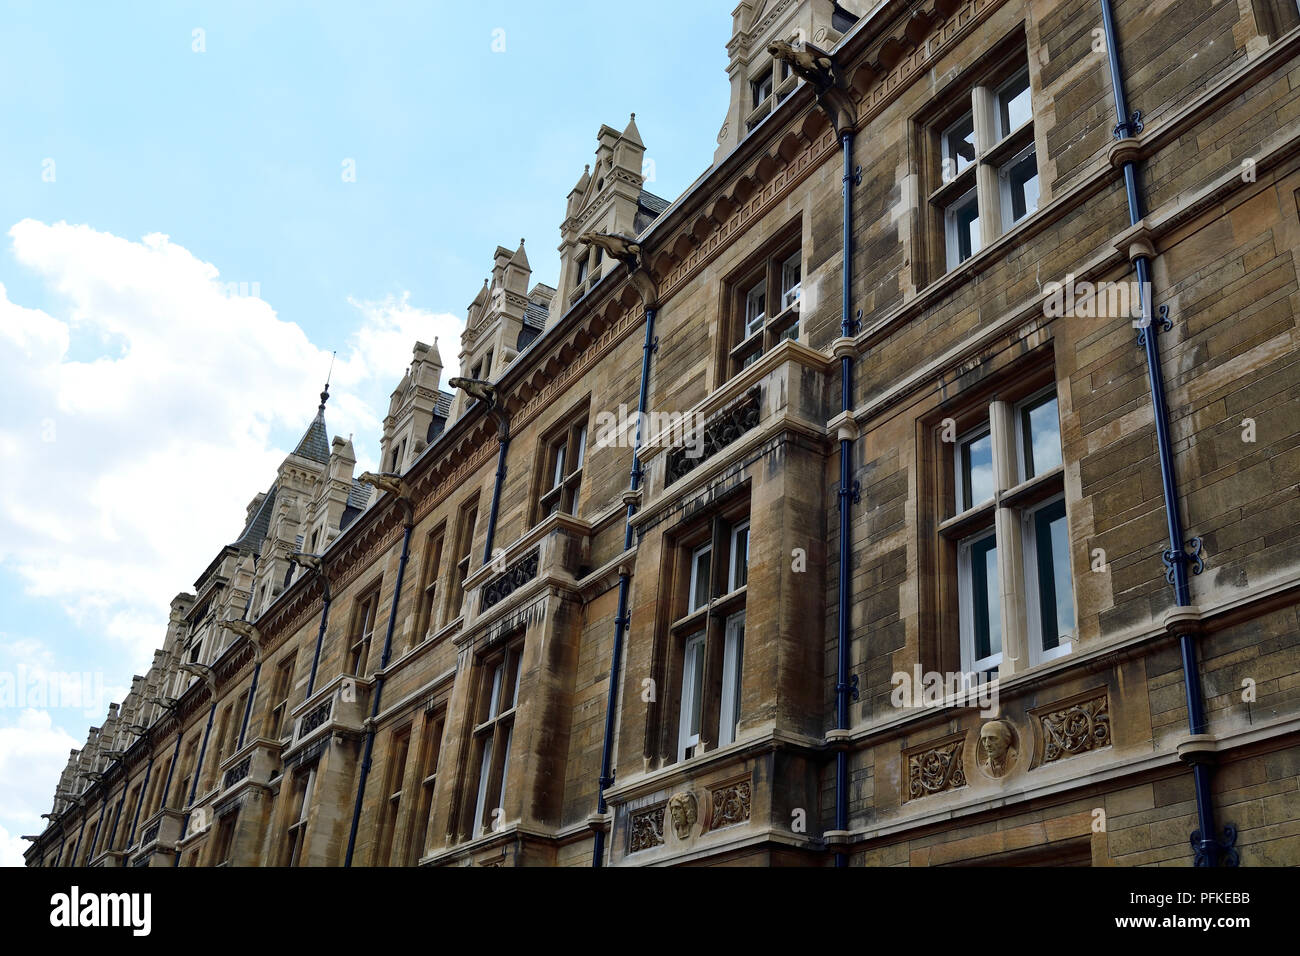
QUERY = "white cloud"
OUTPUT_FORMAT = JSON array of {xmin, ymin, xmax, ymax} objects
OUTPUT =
[
  {"xmin": 0, "ymin": 822, "xmax": 32, "ymax": 868},
  {"xmin": 0, "ymin": 709, "xmax": 80, "ymax": 865},
  {"xmin": 0, "ymin": 219, "xmax": 463, "ymax": 672}
]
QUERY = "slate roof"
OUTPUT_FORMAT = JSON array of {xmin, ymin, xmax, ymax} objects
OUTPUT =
[
  {"xmin": 635, "ymin": 189, "xmax": 672, "ymax": 234},
  {"xmin": 340, "ymin": 478, "xmax": 372, "ymax": 533},
  {"xmin": 345, "ymin": 478, "xmax": 372, "ymax": 511},
  {"xmin": 231, "ymin": 485, "xmax": 277, "ymax": 552},
  {"xmin": 292, "ymin": 407, "xmax": 331, "ymax": 464},
  {"xmin": 523, "ymin": 301, "xmax": 549, "ymax": 330}
]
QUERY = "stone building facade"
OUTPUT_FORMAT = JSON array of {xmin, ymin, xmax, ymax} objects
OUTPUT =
[{"xmin": 26, "ymin": 0, "xmax": 1300, "ymax": 868}]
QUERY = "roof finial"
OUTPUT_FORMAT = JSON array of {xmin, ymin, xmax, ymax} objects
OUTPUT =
[{"xmin": 320, "ymin": 351, "xmax": 336, "ymax": 411}]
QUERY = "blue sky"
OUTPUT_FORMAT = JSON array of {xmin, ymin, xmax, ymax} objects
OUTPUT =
[{"xmin": 0, "ymin": 0, "xmax": 732, "ymax": 864}]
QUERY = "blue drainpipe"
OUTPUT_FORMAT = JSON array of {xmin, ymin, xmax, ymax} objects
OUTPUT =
[
  {"xmin": 175, "ymin": 700, "xmax": 217, "ymax": 866},
  {"xmin": 592, "ymin": 303, "xmax": 658, "ymax": 868},
  {"xmin": 305, "ymin": 563, "xmax": 332, "ymax": 697},
  {"xmin": 71, "ymin": 804, "xmax": 87, "ymax": 866},
  {"xmin": 1098, "ymin": 0, "xmax": 1230, "ymax": 866},
  {"xmin": 126, "ymin": 753, "xmax": 153, "ymax": 849},
  {"xmin": 236, "ymin": 555, "xmax": 262, "ymax": 750},
  {"xmin": 833, "ymin": 129, "xmax": 861, "ymax": 868},
  {"xmin": 344, "ymin": 505, "xmax": 414, "ymax": 866},
  {"xmin": 159, "ymin": 730, "xmax": 183, "ymax": 814},
  {"xmin": 483, "ymin": 417, "xmax": 511, "ymax": 565}
]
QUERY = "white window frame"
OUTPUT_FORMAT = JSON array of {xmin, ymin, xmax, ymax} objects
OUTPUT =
[
  {"xmin": 286, "ymin": 767, "xmax": 316, "ymax": 867},
  {"xmin": 998, "ymin": 142, "xmax": 1039, "ymax": 231},
  {"xmin": 743, "ymin": 279, "xmax": 766, "ymax": 339},
  {"xmin": 944, "ymin": 186, "xmax": 981, "ymax": 270},
  {"xmin": 471, "ymin": 737, "xmax": 493, "ymax": 837},
  {"xmin": 728, "ymin": 521, "xmax": 750, "ymax": 593},
  {"xmin": 1014, "ymin": 387, "xmax": 1063, "ymax": 483},
  {"xmin": 941, "ymin": 111, "xmax": 976, "ymax": 182},
  {"xmin": 780, "ymin": 251, "xmax": 802, "ymax": 312},
  {"xmin": 954, "ymin": 422, "xmax": 994, "ymax": 513},
  {"xmin": 718, "ymin": 611, "xmax": 745, "ymax": 747},
  {"xmin": 995, "ymin": 68, "xmax": 1032, "ymax": 139},
  {"xmin": 958, "ymin": 527, "xmax": 1002, "ymax": 676},
  {"xmin": 1022, "ymin": 494, "xmax": 1074, "ymax": 666},
  {"xmin": 678, "ymin": 633, "xmax": 706, "ymax": 761},
  {"xmin": 688, "ymin": 542, "xmax": 712, "ymax": 613}
]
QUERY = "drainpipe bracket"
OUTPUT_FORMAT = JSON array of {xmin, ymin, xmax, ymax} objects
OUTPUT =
[
  {"xmin": 1162, "ymin": 537, "xmax": 1206, "ymax": 584},
  {"xmin": 1176, "ymin": 734, "xmax": 1218, "ymax": 766},
  {"xmin": 1162, "ymin": 604, "xmax": 1204, "ymax": 638},
  {"xmin": 831, "ymin": 336, "xmax": 858, "ymax": 362},
  {"xmin": 825, "ymin": 728, "xmax": 853, "ymax": 752},
  {"xmin": 1108, "ymin": 133, "xmax": 1145, "ymax": 169},
  {"xmin": 1136, "ymin": 305, "xmax": 1174, "ymax": 347},
  {"xmin": 1114, "ymin": 220, "xmax": 1157, "ymax": 263},
  {"xmin": 835, "ymin": 673, "xmax": 860, "ymax": 702},
  {"xmin": 829, "ymin": 410, "xmax": 859, "ymax": 442},
  {"xmin": 822, "ymin": 829, "xmax": 854, "ymax": 847},
  {"xmin": 1191, "ymin": 824, "xmax": 1239, "ymax": 867},
  {"xmin": 845, "ymin": 309, "xmax": 864, "ymax": 338},
  {"xmin": 1112, "ymin": 110, "xmax": 1144, "ymax": 141}
]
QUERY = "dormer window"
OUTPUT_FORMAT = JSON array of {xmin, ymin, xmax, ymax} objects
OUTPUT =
[
  {"xmin": 575, "ymin": 253, "xmax": 589, "ymax": 285},
  {"xmin": 745, "ymin": 43, "xmax": 801, "ymax": 134}
]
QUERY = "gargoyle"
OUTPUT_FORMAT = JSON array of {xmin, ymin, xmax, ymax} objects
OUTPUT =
[
  {"xmin": 358, "ymin": 470, "xmax": 406, "ymax": 497},
  {"xmin": 767, "ymin": 39, "xmax": 835, "ymax": 90},
  {"xmin": 179, "ymin": 661, "xmax": 218, "ymax": 692},
  {"xmin": 218, "ymin": 619, "xmax": 261, "ymax": 642},
  {"xmin": 578, "ymin": 231, "xmax": 642, "ymax": 271},
  {"xmin": 290, "ymin": 552, "xmax": 324, "ymax": 572},
  {"xmin": 447, "ymin": 377, "xmax": 497, "ymax": 407}
]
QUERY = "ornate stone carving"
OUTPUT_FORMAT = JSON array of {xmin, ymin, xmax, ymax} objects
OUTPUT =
[
  {"xmin": 668, "ymin": 791, "xmax": 699, "ymax": 840},
  {"xmin": 1039, "ymin": 694, "xmax": 1111, "ymax": 763},
  {"xmin": 222, "ymin": 756, "xmax": 252, "ymax": 790},
  {"xmin": 481, "ymin": 549, "xmax": 540, "ymax": 609},
  {"xmin": 299, "ymin": 698, "xmax": 332, "ymax": 739},
  {"xmin": 908, "ymin": 738, "xmax": 966, "ymax": 799},
  {"xmin": 708, "ymin": 780, "xmax": 751, "ymax": 830},
  {"xmin": 665, "ymin": 387, "xmax": 761, "ymax": 487},
  {"xmin": 629, "ymin": 804, "xmax": 667, "ymax": 852},
  {"xmin": 978, "ymin": 719, "xmax": 1018, "ymax": 778}
]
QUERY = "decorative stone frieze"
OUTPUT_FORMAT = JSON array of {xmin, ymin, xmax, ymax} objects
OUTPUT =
[
  {"xmin": 708, "ymin": 780, "xmax": 752, "ymax": 830},
  {"xmin": 1036, "ymin": 693, "xmax": 1111, "ymax": 765},
  {"xmin": 629, "ymin": 804, "xmax": 667, "ymax": 852},
  {"xmin": 907, "ymin": 736, "xmax": 967, "ymax": 800},
  {"xmin": 665, "ymin": 387, "xmax": 761, "ymax": 486},
  {"xmin": 481, "ymin": 549, "xmax": 540, "ymax": 610}
]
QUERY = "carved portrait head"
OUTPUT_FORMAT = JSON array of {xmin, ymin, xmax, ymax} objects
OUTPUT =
[
  {"xmin": 667, "ymin": 791, "xmax": 698, "ymax": 840},
  {"xmin": 978, "ymin": 719, "xmax": 1018, "ymax": 777}
]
